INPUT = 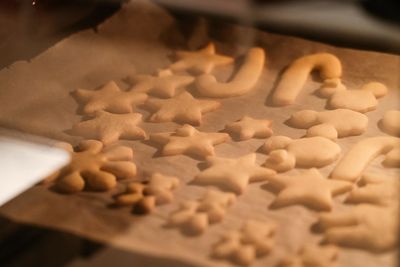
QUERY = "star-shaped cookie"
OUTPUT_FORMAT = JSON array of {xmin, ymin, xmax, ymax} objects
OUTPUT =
[
  {"xmin": 150, "ymin": 124, "xmax": 230, "ymax": 158},
  {"xmin": 128, "ymin": 69, "xmax": 194, "ymax": 98},
  {"xmin": 194, "ymin": 153, "xmax": 276, "ymax": 194},
  {"xmin": 225, "ymin": 116, "xmax": 273, "ymax": 140},
  {"xmin": 73, "ymin": 81, "xmax": 148, "ymax": 115},
  {"xmin": 69, "ymin": 111, "xmax": 146, "ymax": 145},
  {"xmin": 170, "ymin": 43, "xmax": 234, "ymax": 74},
  {"xmin": 268, "ymin": 168, "xmax": 352, "ymax": 211},
  {"xmin": 145, "ymin": 91, "xmax": 220, "ymax": 125}
]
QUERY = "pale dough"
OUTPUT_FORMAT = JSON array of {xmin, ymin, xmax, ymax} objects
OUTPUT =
[
  {"xmin": 380, "ymin": 110, "xmax": 400, "ymax": 137},
  {"xmin": 224, "ymin": 116, "xmax": 273, "ymax": 140}
]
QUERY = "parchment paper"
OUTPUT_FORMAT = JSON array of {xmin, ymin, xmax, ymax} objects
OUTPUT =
[{"xmin": 0, "ymin": 1, "xmax": 399, "ymax": 266}]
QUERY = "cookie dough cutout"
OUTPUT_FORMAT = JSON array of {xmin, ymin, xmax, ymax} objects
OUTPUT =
[
  {"xmin": 145, "ymin": 91, "xmax": 220, "ymax": 125},
  {"xmin": 330, "ymin": 136, "xmax": 400, "ymax": 182},
  {"xmin": 196, "ymin": 47, "xmax": 265, "ymax": 97},
  {"xmin": 225, "ymin": 116, "xmax": 273, "ymax": 140},
  {"xmin": 169, "ymin": 189, "xmax": 236, "ymax": 235},
  {"xmin": 114, "ymin": 172, "xmax": 179, "ymax": 214},
  {"xmin": 267, "ymin": 168, "xmax": 352, "ymax": 211},
  {"xmin": 170, "ymin": 43, "xmax": 234, "ymax": 74},
  {"xmin": 69, "ymin": 111, "xmax": 146, "ymax": 145},
  {"xmin": 127, "ymin": 69, "xmax": 194, "ymax": 98},
  {"xmin": 271, "ymin": 53, "xmax": 342, "ymax": 106},
  {"xmin": 319, "ymin": 79, "xmax": 388, "ymax": 113},
  {"xmin": 288, "ymin": 109, "xmax": 368, "ymax": 140},
  {"xmin": 318, "ymin": 204, "xmax": 398, "ymax": 252},
  {"xmin": 213, "ymin": 220, "xmax": 276, "ymax": 266},
  {"xmin": 43, "ymin": 140, "xmax": 136, "ymax": 193},
  {"xmin": 280, "ymin": 245, "xmax": 338, "ymax": 267},
  {"xmin": 346, "ymin": 174, "xmax": 399, "ymax": 206},
  {"xmin": 73, "ymin": 81, "xmax": 148, "ymax": 115},
  {"xmin": 150, "ymin": 124, "xmax": 230, "ymax": 158},
  {"xmin": 193, "ymin": 153, "xmax": 276, "ymax": 194},
  {"xmin": 380, "ymin": 110, "xmax": 400, "ymax": 137},
  {"xmin": 262, "ymin": 136, "xmax": 341, "ymax": 172}
]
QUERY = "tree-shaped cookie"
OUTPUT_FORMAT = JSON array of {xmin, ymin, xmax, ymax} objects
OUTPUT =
[
  {"xmin": 224, "ymin": 116, "xmax": 273, "ymax": 140},
  {"xmin": 280, "ymin": 244, "xmax": 338, "ymax": 267},
  {"xmin": 266, "ymin": 168, "xmax": 352, "ymax": 211},
  {"xmin": 345, "ymin": 174, "xmax": 398, "ymax": 206},
  {"xmin": 213, "ymin": 220, "xmax": 276, "ymax": 266},
  {"xmin": 318, "ymin": 204, "xmax": 398, "ymax": 252},
  {"xmin": 144, "ymin": 91, "xmax": 220, "ymax": 125},
  {"xmin": 127, "ymin": 69, "xmax": 194, "ymax": 98},
  {"xmin": 69, "ymin": 111, "xmax": 146, "ymax": 145},
  {"xmin": 169, "ymin": 189, "xmax": 236, "ymax": 235},
  {"xmin": 288, "ymin": 109, "xmax": 368, "ymax": 140},
  {"xmin": 318, "ymin": 79, "xmax": 388, "ymax": 113},
  {"xmin": 73, "ymin": 81, "xmax": 148, "ymax": 115},
  {"xmin": 114, "ymin": 172, "xmax": 180, "ymax": 214},
  {"xmin": 149, "ymin": 124, "xmax": 230, "ymax": 158},
  {"xmin": 262, "ymin": 136, "xmax": 341, "ymax": 172},
  {"xmin": 193, "ymin": 153, "xmax": 276, "ymax": 194},
  {"xmin": 170, "ymin": 42, "xmax": 234, "ymax": 74},
  {"xmin": 43, "ymin": 140, "xmax": 136, "ymax": 193}
]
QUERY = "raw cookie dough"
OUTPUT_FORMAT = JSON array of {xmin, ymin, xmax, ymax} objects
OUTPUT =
[
  {"xmin": 149, "ymin": 124, "xmax": 230, "ymax": 158},
  {"xmin": 280, "ymin": 244, "xmax": 338, "ymax": 267},
  {"xmin": 224, "ymin": 116, "xmax": 273, "ymax": 140},
  {"xmin": 288, "ymin": 109, "xmax": 368, "ymax": 140},
  {"xmin": 380, "ymin": 110, "xmax": 400, "ymax": 137}
]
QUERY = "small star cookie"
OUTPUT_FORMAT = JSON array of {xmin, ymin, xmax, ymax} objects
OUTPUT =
[
  {"xmin": 69, "ymin": 111, "xmax": 146, "ymax": 145},
  {"xmin": 280, "ymin": 244, "xmax": 338, "ymax": 267},
  {"xmin": 150, "ymin": 124, "xmax": 230, "ymax": 158},
  {"xmin": 225, "ymin": 116, "xmax": 273, "ymax": 140},
  {"xmin": 194, "ymin": 153, "xmax": 276, "ymax": 194},
  {"xmin": 73, "ymin": 81, "xmax": 148, "ymax": 115},
  {"xmin": 43, "ymin": 140, "xmax": 136, "ymax": 193},
  {"xmin": 268, "ymin": 168, "xmax": 352, "ymax": 211},
  {"xmin": 213, "ymin": 219, "xmax": 276, "ymax": 266},
  {"xmin": 170, "ymin": 42, "xmax": 234, "ymax": 74},
  {"xmin": 128, "ymin": 69, "xmax": 194, "ymax": 98},
  {"xmin": 145, "ymin": 91, "xmax": 220, "ymax": 125}
]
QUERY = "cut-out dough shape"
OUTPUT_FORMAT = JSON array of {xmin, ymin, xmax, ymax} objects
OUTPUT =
[
  {"xmin": 170, "ymin": 42, "xmax": 234, "ymax": 74},
  {"xmin": 114, "ymin": 172, "xmax": 179, "ymax": 214},
  {"xmin": 262, "ymin": 136, "xmax": 341, "ymax": 172},
  {"xmin": 330, "ymin": 136, "xmax": 400, "ymax": 182},
  {"xmin": 127, "ymin": 69, "xmax": 194, "ymax": 98},
  {"xmin": 346, "ymin": 174, "xmax": 398, "ymax": 206},
  {"xmin": 267, "ymin": 168, "xmax": 352, "ymax": 211},
  {"xmin": 318, "ymin": 79, "xmax": 388, "ymax": 113},
  {"xmin": 280, "ymin": 244, "xmax": 338, "ymax": 267},
  {"xmin": 145, "ymin": 91, "xmax": 220, "ymax": 125},
  {"xmin": 73, "ymin": 81, "xmax": 148, "ymax": 115},
  {"xmin": 69, "ymin": 111, "xmax": 146, "ymax": 145},
  {"xmin": 271, "ymin": 53, "xmax": 342, "ymax": 106},
  {"xmin": 43, "ymin": 140, "xmax": 136, "ymax": 193},
  {"xmin": 150, "ymin": 124, "xmax": 230, "ymax": 158},
  {"xmin": 169, "ymin": 189, "xmax": 236, "ymax": 235},
  {"xmin": 225, "ymin": 116, "xmax": 273, "ymax": 140},
  {"xmin": 288, "ymin": 109, "xmax": 368, "ymax": 140},
  {"xmin": 380, "ymin": 110, "xmax": 400, "ymax": 137},
  {"xmin": 213, "ymin": 220, "xmax": 276, "ymax": 266},
  {"xmin": 318, "ymin": 204, "xmax": 398, "ymax": 252},
  {"xmin": 196, "ymin": 47, "xmax": 265, "ymax": 97},
  {"xmin": 194, "ymin": 153, "xmax": 276, "ymax": 194}
]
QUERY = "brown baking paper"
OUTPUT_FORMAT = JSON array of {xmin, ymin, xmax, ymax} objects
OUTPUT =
[{"xmin": 0, "ymin": 0, "xmax": 399, "ymax": 266}]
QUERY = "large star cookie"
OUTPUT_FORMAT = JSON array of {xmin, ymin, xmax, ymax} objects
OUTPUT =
[
  {"xmin": 145, "ymin": 91, "xmax": 220, "ymax": 125},
  {"xmin": 128, "ymin": 69, "xmax": 194, "ymax": 98},
  {"xmin": 150, "ymin": 124, "xmax": 230, "ymax": 158},
  {"xmin": 225, "ymin": 116, "xmax": 273, "ymax": 140},
  {"xmin": 69, "ymin": 111, "xmax": 146, "ymax": 145},
  {"xmin": 267, "ymin": 168, "xmax": 352, "ymax": 211},
  {"xmin": 73, "ymin": 81, "xmax": 148, "ymax": 115},
  {"xmin": 43, "ymin": 140, "xmax": 136, "ymax": 193},
  {"xmin": 170, "ymin": 42, "xmax": 234, "ymax": 74},
  {"xmin": 194, "ymin": 153, "xmax": 276, "ymax": 194}
]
